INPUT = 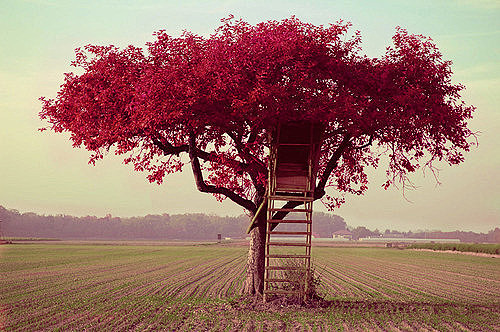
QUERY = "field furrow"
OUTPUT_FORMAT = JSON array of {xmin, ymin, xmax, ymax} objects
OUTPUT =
[
  {"xmin": 313, "ymin": 247, "xmax": 500, "ymax": 305},
  {"xmin": 1, "ymin": 243, "xmax": 498, "ymax": 331}
]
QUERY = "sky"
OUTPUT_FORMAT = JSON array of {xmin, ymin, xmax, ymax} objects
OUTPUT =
[{"xmin": 0, "ymin": 0, "xmax": 498, "ymax": 232}]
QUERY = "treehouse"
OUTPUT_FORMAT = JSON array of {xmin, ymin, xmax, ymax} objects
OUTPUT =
[{"xmin": 263, "ymin": 121, "xmax": 324, "ymax": 302}]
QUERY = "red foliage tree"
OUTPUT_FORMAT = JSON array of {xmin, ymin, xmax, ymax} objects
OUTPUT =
[{"xmin": 40, "ymin": 17, "xmax": 475, "ymax": 295}]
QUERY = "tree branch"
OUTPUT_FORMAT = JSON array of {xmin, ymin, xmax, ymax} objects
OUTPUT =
[
  {"xmin": 152, "ymin": 136, "xmax": 211, "ymax": 160},
  {"xmin": 352, "ymin": 135, "xmax": 373, "ymax": 150},
  {"xmin": 316, "ymin": 134, "xmax": 351, "ymax": 192},
  {"xmin": 227, "ymin": 131, "xmax": 267, "ymax": 174},
  {"xmin": 247, "ymin": 126, "xmax": 258, "ymax": 145},
  {"xmin": 151, "ymin": 138, "xmax": 188, "ymax": 156},
  {"xmin": 227, "ymin": 131, "xmax": 267, "ymax": 198},
  {"xmin": 188, "ymin": 134, "xmax": 257, "ymax": 213}
]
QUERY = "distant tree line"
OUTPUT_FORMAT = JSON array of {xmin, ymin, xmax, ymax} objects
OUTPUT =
[
  {"xmin": 348, "ymin": 226, "xmax": 500, "ymax": 243},
  {"xmin": 0, "ymin": 206, "xmax": 346, "ymax": 240},
  {"xmin": 2, "ymin": 205, "xmax": 497, "ymax": 242}
]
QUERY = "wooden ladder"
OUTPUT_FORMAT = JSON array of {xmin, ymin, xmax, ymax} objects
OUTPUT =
[{"xmin": 263, "ymin": 123, "xmax": 316, "ymax": 302}]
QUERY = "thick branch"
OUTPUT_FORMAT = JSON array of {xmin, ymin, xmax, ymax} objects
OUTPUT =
[
  {"xmin": 152, "ymin": 136, "xmax": 211, "ymax": 160},
  {"xmin": 316, "ymin": 134, "xmax": 351, "ymax": 192},
  {"xmin": 151, "ymin": 138, "xmax": 188, "ymax": 156},
  {"xmin": 188, "ymin": 134, "xmax": 257, "ymax": 213}
]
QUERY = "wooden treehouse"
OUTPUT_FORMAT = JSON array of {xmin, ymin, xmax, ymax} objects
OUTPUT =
[{"xmin": 263, "ymin": 121, "xmax": 323, "ymax": 302}]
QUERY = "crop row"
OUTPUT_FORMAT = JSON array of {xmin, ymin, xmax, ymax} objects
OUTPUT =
[
  {"xmin": 313, "ymin": 247, "xmax": 500, "ymax": 304},
  {"xmin": 1, "ymin": 244, "xmax": 246, "ymax": 330}
]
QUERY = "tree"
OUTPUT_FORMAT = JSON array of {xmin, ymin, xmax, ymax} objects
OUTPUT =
[
  {"xmin": 350, "ymin": 226, "xmax": 373, "ymax": 240},
  {"xmin": 488, "ymin": 228, "xmax": 500, "ymax": 243},
  {"xmin": 39, "ymin": 17, "xmax": 475, "ymax": 295},
  {"xmin": 313, "ymin": 212, "xmax": 347, "ymax": 238}
]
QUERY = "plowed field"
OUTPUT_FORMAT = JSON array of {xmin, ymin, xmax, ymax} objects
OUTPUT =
[{"xmin": 1, "ymin": 243, "xmax": 499, "ymax": 331}]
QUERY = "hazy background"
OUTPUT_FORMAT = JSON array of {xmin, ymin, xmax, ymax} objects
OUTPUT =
[{"xmin": 1, "ymin": 0, "xmax": 498, "ymax": 232}]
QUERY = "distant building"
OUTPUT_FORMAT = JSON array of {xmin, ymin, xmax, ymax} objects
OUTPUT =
[
  {"xmin": 332, "ymin": 229, "xmax": 352, "ymax": 240},
  {"xmin": 360, "ymin": 237, "xmax": 460, "ymax": 243}
]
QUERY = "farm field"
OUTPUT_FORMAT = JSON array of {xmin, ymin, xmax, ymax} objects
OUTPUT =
[{"xmin": 1, "ymin": 242, "xmax": 499, "ymax": 331}]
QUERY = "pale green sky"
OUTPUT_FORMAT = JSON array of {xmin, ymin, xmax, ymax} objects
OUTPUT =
[{"xmin": 0, "ymin": 0, "xmax": 498, "ymax": 232}]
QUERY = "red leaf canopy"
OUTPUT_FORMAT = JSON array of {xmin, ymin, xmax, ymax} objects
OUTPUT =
[{"xmin": 40, "ymin": 17, "xmax": 475, "ymax": 213}]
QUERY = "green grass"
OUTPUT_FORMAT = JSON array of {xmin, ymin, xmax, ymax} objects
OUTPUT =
[
  {"xmin": 407, "ymin": 242, "xmax": 500, "ymax": 255},
  {"xmin": 1, "ymin": 243, "xmax": 499, "ymax": 331}
]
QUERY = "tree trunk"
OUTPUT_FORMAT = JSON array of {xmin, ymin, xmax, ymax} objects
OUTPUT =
[{"xmin": 241, "ymin": 213, "xmax": 266, "ymax": 296}]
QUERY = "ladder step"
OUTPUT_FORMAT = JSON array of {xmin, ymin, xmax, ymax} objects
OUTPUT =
[
  {"xmin": 265, "ymin": 266, "xmax": 305, "ymax": 270},
  {"xmin": 269, "ymin": 208, "xmax": 312, "ymax": 213},
  {"xmin": 268, "ymin": 219, "xmax": 311, "ymax": 224},
  {"xmin": 268, "ymin": 242, "xmax": 310, "ymax": 247},
  {"xmin": 269, "ymin": 195, "xmax": 313, "ymax": 202},
  {"xmin": 266, "ymin": 254, "xmax": 310, "ymax": 258},
  {"xmin": 269, "ymin": 231, "xmax": 310, "ymax": 235},
  {"xmin": 276, "ymin": 190, "xmax": 314, "ymax": 194}
]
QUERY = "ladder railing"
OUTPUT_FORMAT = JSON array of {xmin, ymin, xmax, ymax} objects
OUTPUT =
[
  {"xmin": 263, "ymin": 122, "xmax": 316, "ymax": 302},
  {"xmin": 264, "ymin": 197, "xmax": 312, "ymax": 302}
]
